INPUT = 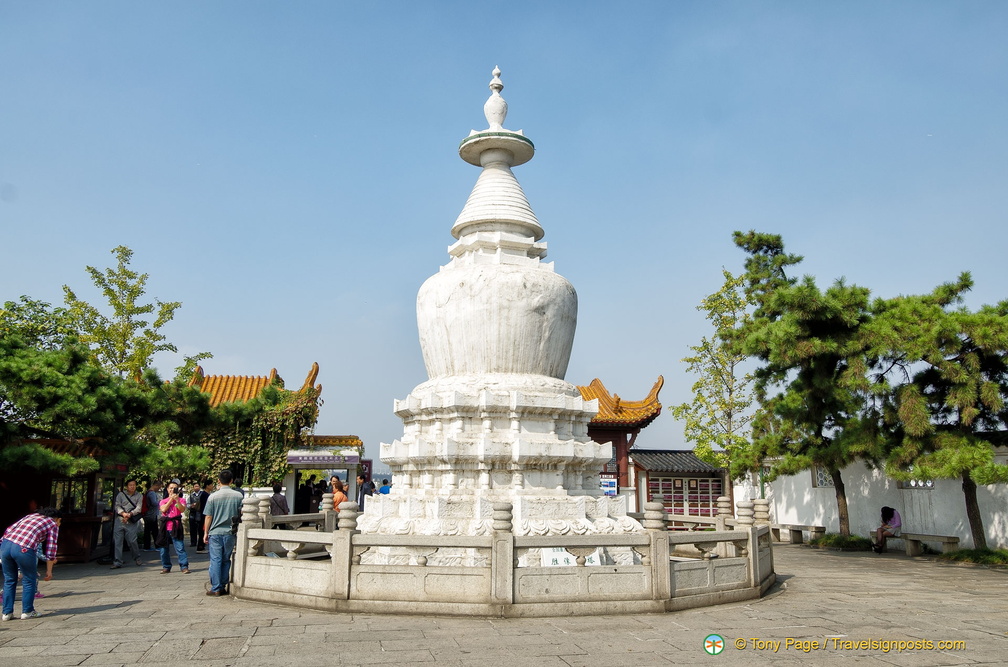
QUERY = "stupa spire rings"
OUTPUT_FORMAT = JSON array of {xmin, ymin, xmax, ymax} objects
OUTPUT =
[
  {"xmin": 484, "ymin": 65, "xmax": 508, "ymax": 130},
  {"xmin": 460, "ymin": 66, "xmax": 534, "ymax": 168}
]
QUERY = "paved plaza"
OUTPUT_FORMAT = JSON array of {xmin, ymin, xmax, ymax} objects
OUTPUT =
[{"xmin": 0, "ymin": 544, "xmax": 1005, "ymax": 666}]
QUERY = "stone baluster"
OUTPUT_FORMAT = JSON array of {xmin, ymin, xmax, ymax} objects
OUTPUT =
[
  {"xmin": 490, "ymin": 502, "xmax": 514, "ymax": 605},
  {"xmin": 736, "ymin": 500, "xmax": 755, "ymax": 528},
  {"xmin": 320, "ymin": 492, "xmax": 337, "ymax": 531},
  {"xmin": 339, "ymin": 501, "xmax": 365, "ymax": 564},
  {"xmin": 752, "ymin": 498, "xmax": 771, "ymax": 526},
  {"xmin": 242, "ymin": 495, "xmax": 263, "ymax": 527},
  {"xmin": 257, "ymin": 495, "xmax": 270, "ymax": 527},
  {"xmin": 492, "ymin": 502, "xmax": 513, "ymax": 533},
  {"xmin": 716, "ymin": 496, "xmax": 731, "ymax": 531},
  {"xmin": 642, "ymin": 502, "xmax": 667, "ymax": 531},
  {"xmin": 241, "ymin": 495, "xmax": 264, "ymax": 557},
  {"xmin": 338, "ymin": 501, "xmax": 359, "ymax": 531}
]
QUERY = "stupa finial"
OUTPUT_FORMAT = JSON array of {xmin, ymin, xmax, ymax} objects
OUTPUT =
[{"xmin": 484, "ymin": 66, "xmax": 508, "ymax": 130}]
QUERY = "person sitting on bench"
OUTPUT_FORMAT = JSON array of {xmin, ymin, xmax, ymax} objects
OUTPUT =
[{"xmin": 873, "ymin": 506, "xmax": 901, "ymax": 553}]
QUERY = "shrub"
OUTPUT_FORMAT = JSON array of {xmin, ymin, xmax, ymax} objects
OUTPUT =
[
  {"xmin": 937, "ymin": 548, "xmax": 1008, "ymax": 565},
  {"xmin": 808, "ymin": 533, "xmax": 873, "ymax": 551}
]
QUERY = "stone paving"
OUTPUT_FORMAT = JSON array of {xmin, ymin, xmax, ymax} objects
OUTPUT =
[{"xmin": 0, "ymin": 544, "xmax": 1005, "ymax": 666}]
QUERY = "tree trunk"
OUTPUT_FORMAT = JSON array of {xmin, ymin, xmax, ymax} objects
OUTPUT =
[
  {"xmin": 830, "ymin": 468, "xmax": 850, "ymax": 536},
  {"xmin": 961, "ymin": 472, "xmax": 987, "ymax": 550}
]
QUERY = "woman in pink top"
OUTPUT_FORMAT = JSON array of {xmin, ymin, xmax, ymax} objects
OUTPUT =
[
  {"xmin": 157, "ymin": 481, "xmax": 190, "ymax": 574},
  {"xmin": 873, "ymin": 506, "xmax": 901, "ymax": 554}
]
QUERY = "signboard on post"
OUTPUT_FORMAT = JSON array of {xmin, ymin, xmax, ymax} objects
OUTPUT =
[
  {"xmin": 599, "ymin": 473, "xmax": 618, "ymax": 496},
  {"xmin": 286, "ymin": 451, "xmax": 360, "ymax": 466},
  {"xmin": 361, "ymin": 459, "xmax": 373, "ymax": 480}
]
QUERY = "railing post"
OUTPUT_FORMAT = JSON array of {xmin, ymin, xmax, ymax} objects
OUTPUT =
[
  {"xmin": 234, "ymin": 495, "xmax": 263, "ymax": 590},
  {"xmin": 644, "ymin": 501, "xmax": 670, "ymax": 601},
  {"xmin": 490, "ymin": 502, "xmax": 514, "ymax": 605},
  {"xmin": 753, "ymin": 498, "xmax": 771, "ymax": 526},
  {"xmin": 257, "ymin": 494, "xmax": 270, "ymax": 526},
  {"xmin": 748, "ymin": 525, "xmax": 761, "ymax": 587},
  {"xmin": 321, "ymin": 493, "xmax": 337, "ymax": 531},
  {"xmin": 716, "ymin": 496, "xmax": 732, "ymax": 531},
  {"xmin": 330, "ymin": 500, "xmax": 359, "ymax": 600},
  {"xmin": 736, "ymin": 500, "xmax": 754, "ymax": 528}
]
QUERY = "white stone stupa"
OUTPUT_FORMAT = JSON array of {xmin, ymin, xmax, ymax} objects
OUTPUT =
[{"xmin": 359, "ymin": 67, "xmax": 640, "ymax": 541}]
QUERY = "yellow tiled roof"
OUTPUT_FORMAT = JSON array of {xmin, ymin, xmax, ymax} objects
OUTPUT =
[
  {"xmin": 307, "ymin": 435, "xmax": 364, "ymax": 448},
  {"xmin": 577, "ymin": 375, "xmax": 664, "ymax": 428},
  {"xmin": 189, "ymin": 362, "xmax": 321, "ymax": 407}
]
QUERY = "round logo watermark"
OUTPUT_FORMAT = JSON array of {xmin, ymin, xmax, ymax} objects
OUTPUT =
[{"xmin": 704, "ymin": 633, "xmax": 725, "ymax": 655}]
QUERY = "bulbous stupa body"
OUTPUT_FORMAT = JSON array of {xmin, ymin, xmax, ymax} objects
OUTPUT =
[{"xmin": 362, "ymin": 68, "xmax": 639, "ymax": 539}]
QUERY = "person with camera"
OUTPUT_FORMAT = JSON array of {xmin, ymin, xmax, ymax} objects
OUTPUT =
[
  {"xmin": 156, "ymin": 481, "xmax": 191, "ymax": 574},
  {"xmin": 202, "ymin": 470, "xmax": 243, "ymax": 596},
  {"xmin": 111, "ymin": 479, "xmax": 144, "ymax": 569}
]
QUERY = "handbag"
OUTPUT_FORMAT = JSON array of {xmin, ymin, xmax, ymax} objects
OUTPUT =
[{"xmin": 121, "ymin": 493, "xmax": 143, "ymax": 523}]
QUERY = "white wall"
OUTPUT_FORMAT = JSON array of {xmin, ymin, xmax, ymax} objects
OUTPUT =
[{"xmin": 732, "ymin": 460, "xmax": 1008, "ymax": 549}]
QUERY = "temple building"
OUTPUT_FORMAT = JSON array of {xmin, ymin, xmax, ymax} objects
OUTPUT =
[
  {"xmin": 188, "ymin": 363, "xmax": 324, "ymax": 485},
  {"xmin": 577, "ymin": 375, "xmax": 664, "ymax": 488}
]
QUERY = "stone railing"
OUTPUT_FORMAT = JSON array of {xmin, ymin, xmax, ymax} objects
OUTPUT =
[{"xmin": 231, "ymin": 499, "xmax": 775, "ymax": 617}]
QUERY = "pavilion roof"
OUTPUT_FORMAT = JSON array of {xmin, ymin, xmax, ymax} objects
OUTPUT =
[
  {"xmin": 630, "ymin": 449, "xmax": 723, "ymax": 474},
  {"xmin": 577, "ymin": 375, "xmax": 663, "ymax": 429},
  {"xmin": 188, "ymin": 362, "xmax": 321, "ymax": 407}
]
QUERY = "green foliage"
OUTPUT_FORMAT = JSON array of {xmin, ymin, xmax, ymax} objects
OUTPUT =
[
  {"xmin": 727, "ymin": 231, "xmax": 1007, "ymax": 545},
  {"xmin": 2, "ymin": 250, "xmax": 215, "ymax": 478},
  {"xmin": 0, "ymin": 441, "xmax": 100, "ymax": 476},
  {"xmin": 202, "ymin": 382, "xmax": 321, "ymax": 486},
  {"xmin": 672, "ymin": 270, "xmax": 758, "ymax": 476},
  {"xmin": 871, "ymin": 289, "xmax": 1008, "ymax": 549},
  {"xmin": 62, "ymin": 245, "xmax": 193, "ymax": 379},
  {"xmin": 1, "ymin": 296, "xmax": 77, "ymax": 350},
  {"xmin": 808, "ymin": 533, "xmax": 873, "ymax": 551},
  {"xmin": 173, "ymin": 351, "xmax": 214, "ymax": 383},
  {"xmin": 731, "ymin": 231, "xmax": 877, "ymax": 535},
  {"xmin": 0, "ymin": 331, "xmax": 152, "ymax": 473},
  {"xmin": 937, "ymin": 548, "xmax": 1008, "ymax": 565}
]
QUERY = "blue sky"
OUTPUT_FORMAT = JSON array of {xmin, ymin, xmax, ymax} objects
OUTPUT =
[{"xmin": 3, "ymin": 2, "xmax": 1007, "ymax": 467}]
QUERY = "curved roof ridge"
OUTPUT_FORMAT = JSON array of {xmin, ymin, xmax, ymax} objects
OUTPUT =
[
  {"xmin": 187, "ymin": 364, "xmax": 321, "ymax": 407},
  {"xmin": 577, "ymin": 375, "xmax": 664, "ymax": 428}
]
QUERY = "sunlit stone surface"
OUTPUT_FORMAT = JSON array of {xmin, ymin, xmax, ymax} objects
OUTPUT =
[{"xmin": 361, "ymin": 68, "xmax": 640, "ymax": 543}]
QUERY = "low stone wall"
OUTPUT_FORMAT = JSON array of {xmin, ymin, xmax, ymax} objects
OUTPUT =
[{"xmin": 233, "ymin": 499, "xmax": 775, "ymax": 617}]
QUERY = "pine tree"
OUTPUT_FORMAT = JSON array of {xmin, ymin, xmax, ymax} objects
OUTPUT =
[
  {"xmin": 872, "ymin": 283, "xmax": 1008, "ymax": 549},
  {"xmin": 732, "ymin": 231, "xmax": 877, "ymax": 535}
]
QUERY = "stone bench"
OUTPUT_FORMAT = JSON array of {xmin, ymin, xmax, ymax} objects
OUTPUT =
[
  {"xmin": 886, "ymin": 532, "xmax": 960, "ymax": 556},
  {"xmin": 770, "ymin": 523, "xmax": 826, "ymax": 544}
]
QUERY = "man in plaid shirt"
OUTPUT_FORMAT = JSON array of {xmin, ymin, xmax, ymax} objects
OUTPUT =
[{"xmin": 1, "ymin": 507, "xmax": 61, "ymax": 620}]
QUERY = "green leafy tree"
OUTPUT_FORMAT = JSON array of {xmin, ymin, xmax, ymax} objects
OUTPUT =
[
  {"xmin": 672, "ymin": 270, "xmax": 758, "ymax": 475},
  {"xmin": 1, "ymin": 296, "xmax": 76, "ymax": 350},
  {"xmin": 62, "ymin": 245, "xmax": 208, "ymax": 379},
  {"xmin": 3, "ymin": 250, "xmax": 216, "ymax": 478},
  {"xmin": 871, "ymin": 285, "xmax": 1008, "ymax": 548},
  {"xmin": 732, "ymin": 231, "xmax": 878, "ymax": 536}
]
